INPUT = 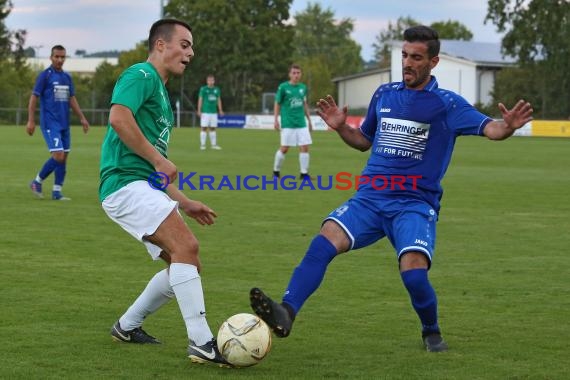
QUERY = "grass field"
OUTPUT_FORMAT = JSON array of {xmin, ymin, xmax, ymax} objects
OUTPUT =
[{"xmin": 0, "ymin": 125, "xmax": 569, "ymax": 379}]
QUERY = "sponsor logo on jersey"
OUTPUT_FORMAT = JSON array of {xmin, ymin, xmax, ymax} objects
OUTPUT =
[{"xmin": 375, "ymin": 117, "xmax": 430, "ymax": 160}]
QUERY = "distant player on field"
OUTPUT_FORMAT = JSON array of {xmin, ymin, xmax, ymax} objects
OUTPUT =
[
  {"xmin": 272, "ymin": 64, "xmax": 314, "ymax": 179},
  {"xmin": 27, "ymin": 45, "xmax": 90, "ymax": 200},
  {"xmin": 100, "ymin": 19, "xmax": 230, "ymax": 366},
  {"xmin": 198, "ymin": 74, "xmax": 224, "ymax": 150},
  {"xmin": 250, "ymin": 26, "xmax": 533, "ymax": 352}
]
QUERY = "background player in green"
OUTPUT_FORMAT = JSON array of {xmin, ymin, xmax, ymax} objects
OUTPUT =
[
  {"xmin": 273, "ymin": 64, "xmax": 313, "ymax": 179},
  {"xmin": 99, "ymin": 19, "xmax": 230, "ymax": 366},
  {"xmin": 197, "ymin": 74, "xmax": 224, "ymax": 150}
]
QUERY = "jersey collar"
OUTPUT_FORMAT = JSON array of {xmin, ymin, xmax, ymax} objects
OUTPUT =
[{"xmin": 397, "ymin": 76, "xmax": 439, "ymax": 92}]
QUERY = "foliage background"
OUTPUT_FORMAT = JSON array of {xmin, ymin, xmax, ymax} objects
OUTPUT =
[{"xmin": 1, "ymin": 0, "xmax": 568, "ymax": 119}]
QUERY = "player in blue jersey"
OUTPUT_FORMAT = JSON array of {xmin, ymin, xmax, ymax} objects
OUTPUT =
[
  {"xmin": 250, "ymin": 25, "xmax": 533, "ymax": 352},
  {"xmin": 27, "ymin": 45, "xmax": 90, "ymax": 200}
]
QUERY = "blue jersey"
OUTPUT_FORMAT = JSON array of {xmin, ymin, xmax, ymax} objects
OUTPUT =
[
  {"xmin": 358, "ymin": 76, "xmax": 491, "ymax": 212},
  {"xmin": 32, "ymin": 66, "xmax": 75, "ymax": 131}
]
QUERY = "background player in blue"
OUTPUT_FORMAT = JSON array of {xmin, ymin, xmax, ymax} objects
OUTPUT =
[
  {"xmin": 250, "ymin": 26, "xmax": 533, "ymax": 352},
  {"xmin": 26, "ymin": 45, "xmax": 90, "ymax": 200}
]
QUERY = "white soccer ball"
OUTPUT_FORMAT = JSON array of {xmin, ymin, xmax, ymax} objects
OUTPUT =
[{"xmin": 217, "ymin": 313, "xmax": 272, "ymax": 367}]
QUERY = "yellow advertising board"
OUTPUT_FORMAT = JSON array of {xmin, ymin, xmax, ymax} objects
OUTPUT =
[{"xmin": 531, "ymin": 120, "xmax": 570, "ymax": 137}]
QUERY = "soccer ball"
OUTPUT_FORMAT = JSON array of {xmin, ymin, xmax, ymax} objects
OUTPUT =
[{"xmin": 217, "ymin": 313, "xmax": 272, "ymax": 367}]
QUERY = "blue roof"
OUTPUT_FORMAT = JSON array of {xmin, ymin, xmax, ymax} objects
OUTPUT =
[{"xmin": 439, "ymin": 39, "xmax": 516, "ymax": 65}]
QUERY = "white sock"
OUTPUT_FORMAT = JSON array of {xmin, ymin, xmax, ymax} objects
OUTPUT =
[
  {"xmin": 300, "ymin": 152, "xmax": 310, "ymax": 174},
  {"xmin": 200, "ymin": 131, "xmax": 207, "ymax": 146},
  {"xmin": 169, "ymin": 263, "xmax": 213, "ymax": 345},
  {"xmin": 274, "ymin": 150, "xmax": 285, "ymax": 171},
  {"xmin": 53, "ymin": 185, "xmax": 62, "ymax": 192},
  {"xmin": 209, "ymin": 130, "xmax": 217, "ymax": 146},
  {"xmin": 35, "ymin": 175, "xmax": 43, "ymax": 183},
  {"xmin": 119, "ymin": 269, "xmax": 174, "ymax": 331}
]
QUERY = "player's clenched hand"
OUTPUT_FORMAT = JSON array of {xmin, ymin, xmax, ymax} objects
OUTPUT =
[
  {"xmin": 26, "ymin": 121, "xmax": 35, "ymax": 136},
  {"xmin": 81, "ymin": 117, "xmax": 90, "ymax": 134},
  {"xmin": 181, "ymin": 200, "xmax": 217, "ymax": 225},
  {"xmin": 316, "ymin": 95, "xmax": 348, "ymax": 130}
]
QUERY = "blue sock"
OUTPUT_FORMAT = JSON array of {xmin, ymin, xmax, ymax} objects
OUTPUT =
[
  {"xmin": 38, "ymin": 157, "xmax": 58, "ymax": 180},
  {"xmin": 400, "ymin": 268, "xmax": 440, "ymax": 335},
  {"xmin": 54, "ymin": 161, "xmax": 66, "ymax": 187},
  {"xmin": 282, "ymin": 235, "xmax": 338, "ymax": 314}
]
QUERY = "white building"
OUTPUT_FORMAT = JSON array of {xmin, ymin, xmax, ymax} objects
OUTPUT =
[
  {"xmin": 26, "ymin": 57, "xmax": 119, "ymax": 76},
  {"xmin": 335, "ymin": 68, "xmax": 391, "ymax": 111},
  {"xmin": 334, "ymin": 40, "xmax": 516, "ymax": 109}
]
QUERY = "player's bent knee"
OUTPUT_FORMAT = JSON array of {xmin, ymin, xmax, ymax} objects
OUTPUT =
[
  {"xmin": 52, "ymin": 152, "xmax": 65, "ymax": 162},
  {"xmin": 171, "ymin": 235, "xmax": 199, "ymax": 260},
  {"xmin": 320, "ymin": 220, "xmax": 350, "ymax": 253},
  {"xmin": 399, "ymin": 251, "xmax": 430, "ymax": 271}
]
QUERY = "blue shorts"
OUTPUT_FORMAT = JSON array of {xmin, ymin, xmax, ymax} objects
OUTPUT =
[
  {"xmin": 41, "ymin": 127, "xmax": 70, "ymax": 152},
  {"xmin": 324, "ymin": 195, "xmax": 438, "ymax": 263}
]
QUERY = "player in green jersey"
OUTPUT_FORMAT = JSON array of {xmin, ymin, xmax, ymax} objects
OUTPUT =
[
  {"xmin": 99, "ymin": 19, "xmax": 230, "ymax": 366},
  {"xmin": 198, "ymin": 74, "xmax": 224, "ymax": 150},
  {"xmin": 273, "ymin": 64, "xmax": 314, "ymax": 179}
]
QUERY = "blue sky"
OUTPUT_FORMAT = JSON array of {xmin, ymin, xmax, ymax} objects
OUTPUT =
[{"xmin": 6, "ymin": 0, "xmax": 502, "ymax": 60}]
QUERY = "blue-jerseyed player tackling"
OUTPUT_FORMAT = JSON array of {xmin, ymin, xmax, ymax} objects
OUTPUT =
[{"xmin": 250, "ymin": 25, "xmax": 533, "ymax": 352}]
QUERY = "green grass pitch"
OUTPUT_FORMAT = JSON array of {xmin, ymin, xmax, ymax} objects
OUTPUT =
[{"xmin": 0, "ymin": 125, "xmax": 568, "ymax": 379}]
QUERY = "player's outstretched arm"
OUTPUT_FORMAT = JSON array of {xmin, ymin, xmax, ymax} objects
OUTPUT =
[
  {"xmin": 484, "ymin": 99, "xmax": 533, "ymax": 140},
  {"xmin": 316, "ymin": 95, "xmax": 371, "ymax": 151},
  {"xmin": 167, "ymin": 184, "xmax": 217, "ymax": 226}
]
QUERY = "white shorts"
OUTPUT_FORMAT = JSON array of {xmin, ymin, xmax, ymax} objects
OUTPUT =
[
  {"xmin": 102, "ymin": 180, "xmax": 179, "ymax": 260},
  {"xmin": 200, "ymin": 113, "xmax": 218, "ymax": 127},
  {"xmin": 280, "ymin": 127, "xmax": 312, "ymax": 147}
]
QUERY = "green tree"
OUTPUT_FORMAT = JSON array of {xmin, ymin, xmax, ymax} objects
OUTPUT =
[
  {"xmin": 0, "ymin": 0, "xmax": 13, "ymax": 59},
  {"xmin": 0, "ymin": 60, "xmax": 34, "ymax": 109},
  {"xmin": 292, "ymin": 2, "xmax": 363, "ymax": 104},
  {"xmin": 430, "ymin": 20, "xmax": 473, "ymax": 40},
  {"xmin": 90, "ymin": 42, "xmax": 147, "ymax": 111},
  {"xmin": 86, "ymin": 50, "xmax": 121, "ymax": 58},
  {"xmin": 486, "ymin": 0, "xmax": 570, "ymax": 119},
  {"xmin": 295, "ymin": 55, "xmax": 334, "ymax": 106},
  {"xmin": 372, "ymin": 17, "xmax": 473, "ymax": 68},
  {"xmin": 489, "ymin": 65, "xmax": 541, "ymax": 117},
  {"xmin": 165, "ymin": 0, "xmax": 294, "ymax": 113},
  {"xmin": 23, "ymin": 46, "xmax": 34, "ymax": 57},
  {"xmin": 1, "ymin": 0, "xmax": 28, "ymax": 67},
  {"xmin": 0, "ymin": 0, "xmax": 37, "ymax": 122},
  {"xmin": 372, "ymin": 16, "xmax": 420, "ymax": 68},
  {"xmin": 91, "ymin": 61, "xmax": 119, "ymax": 110},
  {"xmin": 11, "ymin": 28, "xmax": 26, "ymax": 69}
]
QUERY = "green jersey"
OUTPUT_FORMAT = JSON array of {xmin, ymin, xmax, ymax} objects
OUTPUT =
[
  {"xmin": 199, "ymin": 85, "xmax": 221, "ymax": 113},
  {"xmin": 275, "ymin": 81, "xmax": 308, "ymax": 128},
  {"xmin": 99, "ymin": 62, "xmax": 173, "ymax": 201}
]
